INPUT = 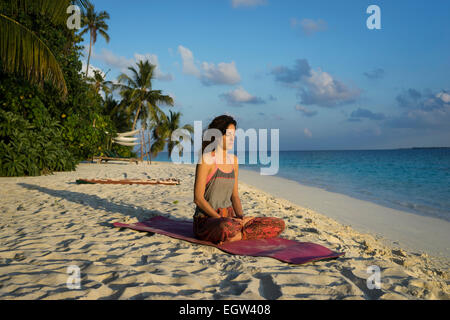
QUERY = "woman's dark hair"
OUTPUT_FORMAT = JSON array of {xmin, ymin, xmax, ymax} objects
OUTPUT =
[{"xmin": 201, "ymin": 115, "xmax": 237, "ymax": 155}]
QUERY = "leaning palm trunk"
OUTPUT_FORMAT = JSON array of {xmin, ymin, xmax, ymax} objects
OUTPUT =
[
  {"xmin": 147, "ymin": 130, "xmax": 152, "ymax": 164},
  {"xmin": 85, "ymin": 33, "xmax": 93, "ymax": 76},
  {"xmin": 132, "ymin": 102, "xmax": 143, "ymax": 131}
]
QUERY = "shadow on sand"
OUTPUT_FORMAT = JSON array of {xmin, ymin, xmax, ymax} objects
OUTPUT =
[{"xmin": 17, "ymin": 182, "xmax": 189, "ymax": 227}]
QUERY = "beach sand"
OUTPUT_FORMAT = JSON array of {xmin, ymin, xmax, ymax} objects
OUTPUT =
[{"xmin": 0, "ymin": 161, "xmax": 448, "ymax": 300}]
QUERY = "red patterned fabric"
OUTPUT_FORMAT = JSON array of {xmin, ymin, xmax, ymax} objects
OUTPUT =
[
  {"xmin": 193, "ymin": 206, "xmax": 285, "ymax": 244},
  {"xmin": 242, "ymin": 217, "xmax": 285, "ymax": 240}
]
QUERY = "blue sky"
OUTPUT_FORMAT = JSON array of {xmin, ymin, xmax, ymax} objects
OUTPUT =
[{"xmin": 82, "ymin": 0, "xmax": 450, "ymax": 150}]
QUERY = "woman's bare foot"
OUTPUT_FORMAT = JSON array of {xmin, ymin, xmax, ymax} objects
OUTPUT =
[{"xmin": 217, "ymin": 232, "xmax": 241, "ymax": 245}]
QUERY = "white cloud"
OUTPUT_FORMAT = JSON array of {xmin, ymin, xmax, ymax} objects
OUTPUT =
[
  {"xmin": 437, "ymin": 92, "xmax": 450, "ymax": 103},
  {"xmin": 301, "ymin": 68, "xmax": 360, "ymax": 106},
  {"xmin": 220, "ymin": 86, "xmax": 265, "ymax": 106},
  {"xmin": 178, "ymin": 45, "xmax": 200, "ymax": 77},
  {"xmin": 231, "ymin": 0, "xmax": 267, "ymax": 8},
  {"xmin": 178, "ymin": 45, "xmax": 241, "ymax": 86},
  {"xmin": 271, "ymin": 59, "xmax": 360, "ymax": 107},
  {"xmin": 81, "ymin": 62, "xmax": 105, "ymax": 78},
  {"xmin": 96, "ymin": 49, "xmax": 133, "ymax": 72},
  {"xmin": 295, "ymin": 104, "xmax": 318, "ymax": 117},
  {"xmin": 91, "ymin": 49, "xmax": 173, "ymax": 81},
  {"xmin": 291, "ymin": 18, "xmax": 328, "ymax": 36},
  {"xmin": 201, "ymin": 61, "xmax": 240, "ymax": 86}
]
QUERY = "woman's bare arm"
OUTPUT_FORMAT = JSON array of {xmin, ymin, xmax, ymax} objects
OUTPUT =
[
  {"xmin": 193, "ymin": 156, "xmax": 221, "ymax": 218},
  {"xmin": 231, "ymin": 155, "xmax": 244, "ymax": 219}
]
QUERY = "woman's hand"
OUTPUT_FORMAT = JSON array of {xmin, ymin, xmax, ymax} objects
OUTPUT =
[
  {"xmin": 232, "ymin": 215, "xmax": 254, "ymax": 227},
  {"xmin": 231, "ymin": 216, "xmax": 244, "ymax": 227},
  {"xmin": 234, "ymin": 212, "xmax": 244, "ymax": 220}
]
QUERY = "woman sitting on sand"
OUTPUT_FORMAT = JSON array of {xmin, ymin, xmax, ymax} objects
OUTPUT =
[{"xmin": 193, "ymin": 115, "xmax": 285, "ymax": 245}]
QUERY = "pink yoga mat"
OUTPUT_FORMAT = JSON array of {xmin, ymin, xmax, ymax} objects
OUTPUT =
[{"xmin": 113, "ymin": 216, "xmax": 345, "ymax": 265}]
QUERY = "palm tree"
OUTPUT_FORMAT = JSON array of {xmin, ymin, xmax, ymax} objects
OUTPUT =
[
  {"xmin": 0, "ymin": 0, "xmax": 89, "ymax": 96},
  {"xmin": 103, "ymin": 94, "xmax": 132, "ymax": 133},
  {"xmin": 115, "ymin": 60, "xmax": 174, "ymax": 131},
  {"xmin": 79, "ymin": 2, "xmax": 110, "ymax": 77},
  {"xmin": 87, "ymin": 69, "xmax": 111, "ymax": 96},
  {"xmin": 151, "ymin": 110, "xmax": 194, "ymax": 159}
]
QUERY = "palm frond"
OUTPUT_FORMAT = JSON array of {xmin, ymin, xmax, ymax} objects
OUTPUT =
[
  {"xmin": 7, "ymin": 0, "xmax": 71, "ymax": 25},
  {"xmin": 148, "ymin": 90, "xmax": 175, "ymax": 106},
  {"xmin": 74, "ymin": 0, "xmax": 90, "ymax": 10},
  {"xmin": 182, "ymin": 124, "xmax": 194, "ymax": 133},
  {"xmin": 0, "ymin": 13, "xmax": 67, "ymax": 96},
  {"xmin": 98, "ymin": 29, "xmax": 110, "ymax": 43}
]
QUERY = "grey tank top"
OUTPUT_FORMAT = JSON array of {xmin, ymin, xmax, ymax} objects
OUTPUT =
[{"xmin": 194, "ymin": 156, "xmax": 235, "ymax": 218}]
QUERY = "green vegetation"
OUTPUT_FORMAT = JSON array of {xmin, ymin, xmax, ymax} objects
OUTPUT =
[
  {"xmin": 0, "ymin": 0, "xmax": 192, "ymax": 177},
  {"xmin": 151, "ymin": 110, "xmax": 194, "ymax": 159},
  {"xmin": 115, "ymin": 60, "xmax": 174, "ymax": 131}
]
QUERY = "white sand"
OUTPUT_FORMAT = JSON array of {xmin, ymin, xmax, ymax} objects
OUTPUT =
[{"xmin": 0, "ymin": 161, "xmax": 448, "ymax": 300}]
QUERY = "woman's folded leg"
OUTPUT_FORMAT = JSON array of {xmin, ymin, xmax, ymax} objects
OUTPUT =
[
  {"xmin": 242, "ymin": 217, "xmax": 285, "ymax": 240},
  {"xmin": 194, "ymin": 216, "xmax": 242, "ymax": 244}
]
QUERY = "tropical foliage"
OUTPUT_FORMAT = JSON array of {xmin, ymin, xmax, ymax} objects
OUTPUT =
[
  {"xmin": 151, "ymin": 110, "xmax": 194, "ymax": 159},
  {"xmin": 0, "ymin": 0, "xmax": 117, "ymax": 176},
  {"xmin": 87, "ymin": 69, "xmax": 111, "ymax": 96},
  {"xmin": 0, "ymin": 0, "xmax": 73, "ymax": 96},
  {"xmin": 0, "ymin": 0, "xmax": 192, "ymax": 176},
  {"xmin": 0, "ymin": 86, "xmax": 76, "ymax": 176},
  {"xmin": 115, "ymin": 60, "xmax": 174, "ymax": 131}
]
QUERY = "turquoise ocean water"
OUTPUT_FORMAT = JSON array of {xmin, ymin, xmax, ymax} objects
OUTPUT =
[{"xmin": 149, "ymin": 148, "xmax": 450, "ymax": 222}]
